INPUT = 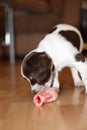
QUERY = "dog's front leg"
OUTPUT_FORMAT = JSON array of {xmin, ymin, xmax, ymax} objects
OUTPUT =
[
  {"xmin": 70, "ymin": 67, "xmax": 83, "ymax": 87},
  {"xmin": 52, "ymin": 71, "xmax": 60, "ymax": 92}
]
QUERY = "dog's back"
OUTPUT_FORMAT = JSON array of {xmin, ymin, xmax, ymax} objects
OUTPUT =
[
  {"xmin": 36, "ymin": 24, "xmax": 84, "ymax": 67},
  {"xmin": 38, "ymin": 24, "xmax": 84, "ymax": 53}
]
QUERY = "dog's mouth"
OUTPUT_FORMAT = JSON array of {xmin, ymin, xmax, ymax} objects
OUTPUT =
[{"xmin": 32, "ymin": 84, "xmax": 50, "ymax": 94}]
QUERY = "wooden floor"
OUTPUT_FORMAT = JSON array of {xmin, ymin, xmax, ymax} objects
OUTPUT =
[{"xmin": 0, "ymin": 59, "xmax": 87, "ymax": 130}]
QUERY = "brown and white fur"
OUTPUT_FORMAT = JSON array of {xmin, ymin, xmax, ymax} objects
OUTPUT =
[{"xmin": 21, "ymin": 24, "xmax": 87, "ymax": 94}]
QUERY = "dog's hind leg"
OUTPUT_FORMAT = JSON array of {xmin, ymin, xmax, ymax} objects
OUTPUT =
[
  {"xmin": 73, "ymin": 55, "xmax": 87, "ymax": 94},
  {"xmin": 70, "ymin": 67, "xmax": 83, "ymax": 87}
]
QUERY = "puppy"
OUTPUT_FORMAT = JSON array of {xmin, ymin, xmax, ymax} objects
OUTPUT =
[{"xmin": 21, "ymin": 24, "xmax": 87, "ymax": 94}]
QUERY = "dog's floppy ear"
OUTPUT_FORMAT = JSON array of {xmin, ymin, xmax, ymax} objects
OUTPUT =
[
  {"xmin": 27, "ymin": 52, "xmax": 52, "ymax": 85},
  {"xmin": 21, "ymin": 51, "xmax": 37, "ymax": 79},
  {"xmin": 21, "ymin": 51, "xmax": 52, "ymax": 85}
]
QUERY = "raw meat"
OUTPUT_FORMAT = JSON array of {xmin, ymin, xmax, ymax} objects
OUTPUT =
[{"xmin": 33, "ymin": 87, "xmax": 58, "ymax": 106}]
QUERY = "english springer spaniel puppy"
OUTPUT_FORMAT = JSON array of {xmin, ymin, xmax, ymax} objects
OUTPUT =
[{"xmin": 21, "ymin": 24, "xmax": 87, "ymax": 94}]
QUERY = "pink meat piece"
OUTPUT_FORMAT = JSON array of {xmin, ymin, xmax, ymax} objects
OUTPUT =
[{"xmin": 33, "ymin": 87, "xmax": 58, "ymax": 106}]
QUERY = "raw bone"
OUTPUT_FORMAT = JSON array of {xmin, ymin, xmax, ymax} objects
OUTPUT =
[{"xmin": 33, "ymin": 88, "xmax": 58, "ymax": 106}]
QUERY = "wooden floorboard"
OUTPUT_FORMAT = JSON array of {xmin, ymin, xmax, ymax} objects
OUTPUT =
[{"xmin": 0, "ymin": 59, "xmax": 87, "ymax": 130}]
